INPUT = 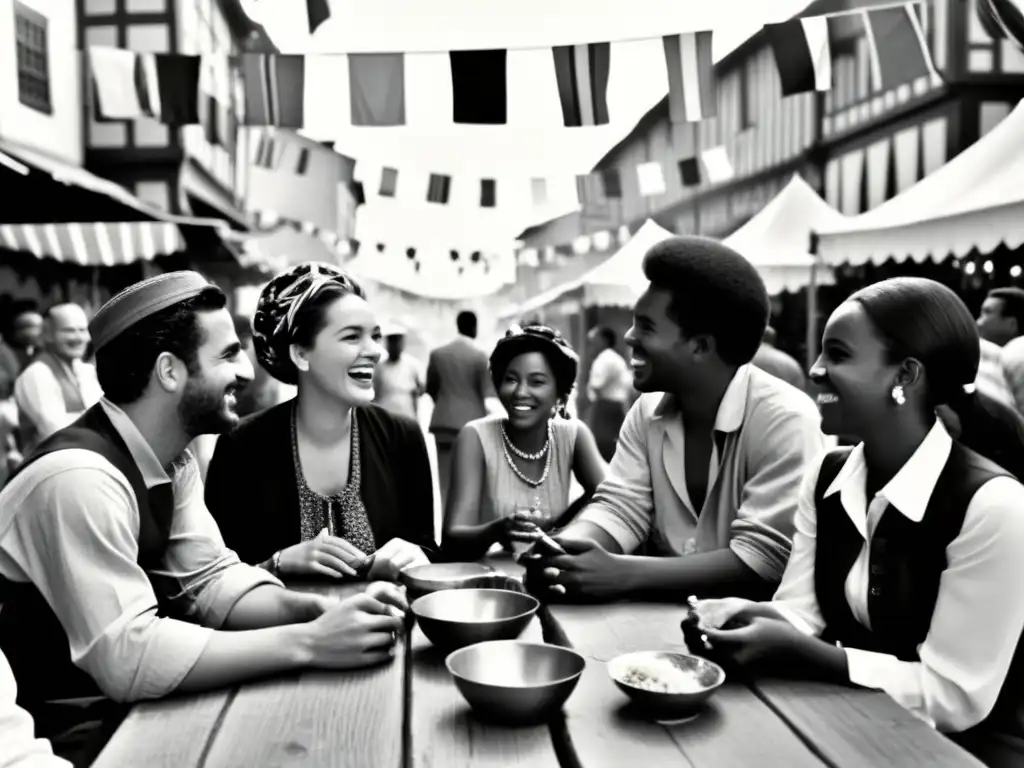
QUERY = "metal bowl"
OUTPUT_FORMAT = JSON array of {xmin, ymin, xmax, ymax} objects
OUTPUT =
[
  {"xmin": 412, "ymin": 588, "xmax": 539, "ymax": 651},
  {"xmin": 608, "ymin": 651, "xmax": 725, "ymax": 717},
  {"xmin": 446, "ymin": 640, "xmax": 586, "ymax": 724},
  {"xmin": 400, "ymin": 562, "xmax": 496, "ymax": 602}
]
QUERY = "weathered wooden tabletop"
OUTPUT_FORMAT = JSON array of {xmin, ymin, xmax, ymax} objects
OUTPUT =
[{"xmin": 92, "ymin": 555, "xmax": 983, "ymax": 767}]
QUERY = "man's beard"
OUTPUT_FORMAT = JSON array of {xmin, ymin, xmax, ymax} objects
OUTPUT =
[{"xmin": 178, "ymin": 375, "xmax": 238, "ymax": 437}]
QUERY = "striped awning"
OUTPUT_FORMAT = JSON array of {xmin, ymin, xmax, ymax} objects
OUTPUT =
[{"xmin": 0, "ymin": 221, "xmax": 183, "ymax": 266}]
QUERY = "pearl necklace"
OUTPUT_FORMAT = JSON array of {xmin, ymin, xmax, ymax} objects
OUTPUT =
[
  {"xmin": 500, "ymin": 420, "xmax": 550, "ymax": 460},
  {"xmin": 500, "ymin": 421, "xmax": 554, "ymax": 488}
]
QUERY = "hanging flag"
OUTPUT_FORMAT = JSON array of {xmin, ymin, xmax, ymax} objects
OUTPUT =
[
  {"xmin": 427, "ymin": 173, "xmax": 451, "ymax": 204},
  {"xmin": 450, "ymin": 49, "xmax": 508, "ymax": 124},
  {"xmin": 662, "ymin": 31, "xmax": 716, "ymax": 124},
  {"xmin": 636, "ymin": 162, "xmax": 666, "ymax": 196},
  {"xmin": 296, "ymin": 147, "xmax": 310, "ymax": 175},
  {"xmin": 253, "ymin": 134, "xmax": 276, "ymax": 168},
  {"xmin": 552, "ymin": 43, "xmax": 611, "ymax": 127},
  {"xmin": 90, "ymin": 47, "xmax": 147, "ymax": 119},
  {"xmin": 349, "ymin": 53, "xmax": 406, "ymax": 126},
  {"xmin": 152, "ymin": 54, "xmax": 200, "ymax": 124},
  {"xmin": 480, "ymin": 178, "xmax": 497, "ymax": 208},
  {"xmin": 239, "ymin": 54, "xmax": 305, "ymax": 127},
  {"xmin": 600, "ymin": 168, "xmax": 622, "ymax": 198},
  {"xmin": 678, "ymin": 157, "xmax": 701, "ymax": 187},
  {"xmin": 576, "ymin": 175, "xmax": 593, "ymax": 205},
  {"xmin": 862, "ymin": 6, "xmax": 933, "ymax": 92},
  {"xmin": 701, "ymin": 146, "xmax": 735, "ymax": 184},
  {"xmin": 307, "ymin": 0, "xmax": 331, "ymax": 34},
  {"xmin": 202, "ymin": 94, "xmax": 218, "ymax": 144},
  {"xmin": 379, "ymin": 167, "xmax": 398, "ymax": 197},
  {"xmin": 530, "ymin": 178, "xmax": 548, "ymax": 206},
  {"xmin": 764, "ymin": 18, "xmax": 832, "ymax": 96}
]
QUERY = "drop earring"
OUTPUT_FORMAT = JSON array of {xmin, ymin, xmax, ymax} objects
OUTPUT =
[{"xmin": 891, "ymin": 385, "xmax": 906, "ymax": 406}]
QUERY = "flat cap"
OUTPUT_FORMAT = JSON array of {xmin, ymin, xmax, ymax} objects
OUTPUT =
[{"xmin": 89, "ymin": 271, "xmax": 211, "ymax": 352}]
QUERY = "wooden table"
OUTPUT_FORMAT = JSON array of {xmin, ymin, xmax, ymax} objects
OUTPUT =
[{"xmin": 93, "ymin": 555, "xmax": 983, "ymax": 767}]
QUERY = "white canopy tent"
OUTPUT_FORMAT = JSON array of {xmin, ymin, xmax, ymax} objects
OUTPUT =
[{"xmin": 816, "ymin": 99, "xmax": 1024, "ymax": 266}]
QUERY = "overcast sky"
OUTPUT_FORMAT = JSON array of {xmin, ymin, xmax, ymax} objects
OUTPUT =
[{"xmin": 240, "ymin": 0, "xmax": 813, "ymax": 298}]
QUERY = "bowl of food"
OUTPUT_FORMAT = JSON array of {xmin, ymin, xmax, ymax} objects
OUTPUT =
[
  {"xmin": 446, "ymin": 640, "xmax": 585, "ymax": 724},
  {"xmin": 400, "ymin": 562, "xmax": 496, "ymax": 601},
  {"xmin": 411, "ymin": 588, "xmax": 540, "ymax": 651},
  {"xmin": 608, "ymin": 651, "xmax": 725, "ymax": 717}
]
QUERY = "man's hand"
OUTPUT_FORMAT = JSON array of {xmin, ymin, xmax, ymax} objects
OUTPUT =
[
  {"xmin": 367, "ymin": 539, "xmax": 429, "ymax": 582},
  {"xmin": 701, "ymin": 615, "xmax": 805, "ymax": 667},
  {"xmin": 522, "ymin": 537, "xmax": 635, "ymax": 602},
  {"xmin": 302, "ymin": 589, "xmax": 406, "ymax": 669}
]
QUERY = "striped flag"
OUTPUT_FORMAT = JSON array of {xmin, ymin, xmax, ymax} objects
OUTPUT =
[
  {"xmin": 253, "ymin": 133, "xmax": 275, "ymax": 168},
  {"xmin": 552, "ymin": 43, "xmax": 611, "ymax": 127},
  {"xmin": 662, "ymin": 31, "xmax": 716, "ymax": 124},
  {"xmin": 239, "ymin": 54, "xmax": 305, "ymax": 127},
  {"xmin": 349, "ymin": 53, "xmax": 405, "ymax": 126},
  {"xmin": 862, "ymin": 6, "xmax": 933, "ymax": 92},
  {"xmin": 764, "ymin": 18, "xmax": 832, "ymax": 96},
  {"xmin": 379, "ymin": 167, "xmax": 398, "ymax": 197},
  {"xmin": 636, "ymin": 162, "xmax": 666, "ymax": 197},
  {"xmin": 427, "ymin": 173, "xmax": 451, "ymax": 204}
]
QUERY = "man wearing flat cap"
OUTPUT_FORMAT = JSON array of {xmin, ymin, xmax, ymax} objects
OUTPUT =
[{"xmin": 0, "ymin": 272, "xmax": 409, "ymax": 765}]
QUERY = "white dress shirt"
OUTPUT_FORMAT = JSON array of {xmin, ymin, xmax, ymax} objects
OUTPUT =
[
  {"xmin": 586, "ymin": 348, "xmax": 632, "ymax": 403},
  {"xmin": 773, "ymin": 419, "xmax": 1024, "ymax": 732},
  {"xmin": 0, "ymin": 398, "xmax": 281, "ymax": 703},
  {"xmin": 13, "ymin": 357, "xmax": 103, "ymax": 442},
  {"xmin": 0, "ymin": 651, "xmax": 70, "ymax": 767}
]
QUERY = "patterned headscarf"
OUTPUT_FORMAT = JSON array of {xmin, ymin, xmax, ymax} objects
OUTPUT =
[{"xmin": 252, "ymin": 262, "xmax": 365, "ymax": 385}]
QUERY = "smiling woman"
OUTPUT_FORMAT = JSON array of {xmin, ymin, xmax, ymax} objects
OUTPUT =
[{"xmin": 205, "ymin": 262, "xmax": 438, "ymax": 585}]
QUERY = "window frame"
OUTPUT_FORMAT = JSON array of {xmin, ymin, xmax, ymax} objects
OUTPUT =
[{"xmin": 13, "ymin": 0, "xmax": 52, "ymax": 115}]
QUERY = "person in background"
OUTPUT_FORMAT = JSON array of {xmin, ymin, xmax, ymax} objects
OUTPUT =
[
  {"xmin": 443, "ymin": 325, "xmax": 606, "ymax": 561},
  {"xmin": 696, "ymin": 278, "xmax": 1024, "ymax": 768},
  {"xmin": 585, "ymin": 325, "xmax": 632, "ymax": 462},
  {"xmin": 205, "ymin": 263, "xmax": 435, "ymax": 584},
  {"xmin": 0, "ymin": 272, "xmax": 408, "ymax": 766},
  {"xmin": 230, "ymin": 313, "xmax": 283, "ymax": 418},
  {"xmin": 14, "ymin": 303, "xmax": 102, "ymax": 452},
  {"xmin": 975, "ymin": 287, "xmax": 1022, "ymax": 408},
  {"xmin": 427, "ymin": 310, "xmax": 496, "ymax": 509},
  {"xmin": 523, "ymin": 236, "xmax": 825, "ymax": 604},
  {"xmin": 374, "ymin": 324, "xmax": 425, "ymax": 422},
  {"xmin": 5, "ymin": 305, "xmax": 43, "ymax": 370},
  {"xmin": 752, "ymin": 326, "xmax": 807, "ymax": 391}
]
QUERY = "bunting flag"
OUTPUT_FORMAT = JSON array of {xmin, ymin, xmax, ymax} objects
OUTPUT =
[
  {"xmin": 450, "ymin": 50, "xmax": 508, "ymax": 124},
  {"xmin": 253, "ymin": 134, "xmax": 275, "ymax": 168},
  {"xmin": 636, "ymin": 161, "xmax": 666, "ymax": 196},
  {"xmin": 678, "ymin": 156, "xmax": 701, "ymax": 187},
  {"xmin": 600, "ymin": 167, "xmax": 622, "ymax": 198},
  {"xmin": 379, "ymin": 166, "xmax": 398, "ymax": 197},
  {"xmin": 575, "ymin": 175, "xmax": 594, "ymax": 205},
  {"xmin": 307, "ymin": 0, "xmax": 331, "ymax": 35},
  {"xmin": 296, "ymin": 147, "xmax": 310, "ymax": 175},
  {"xmin": 480, "ymin": 178, "xmax": 497, "ymax": 208},
  {"xmin": 764, "ymin": 18, "xmax": 832, "ymax": 96},
  {"xmin": 202, "ymin": 94, "xmax": 218, "ymax": 144},
  {"xmin": 552, "ymin": 42, "xmax": 611, "ymax": 127},
  {"xmin": 349, "ymin": 53, "xmax": 406, "ymax": 126},
  {"xmin": 701, "ymin": 146, "xmax": 735, "ymax": 184},
  {"xmin": 862, "ymin": 6, "xmax": 933, "ymax": 91},
  {"xmin": 427, "ymin": 173, "xmax": 451, "ymax": 204},
  {"xmin": 530, "ymin": 177, "xmax": 548, "ymax": 206},
  {"xmin": 662, "ymin": 31, "xmax": 716, "ymax": 124},
  {"xmin": 239, "ymin": 54, "xmax": 305, "ymax": 127},
  {"xmin": 90, "ymin": 48, "xmax": 200, "ymax": 123}
]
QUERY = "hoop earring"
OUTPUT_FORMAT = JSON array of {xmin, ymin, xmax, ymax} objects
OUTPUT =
[{"xmin": 891, "ymin": 385, "xmax": 906, "ymax": 406}]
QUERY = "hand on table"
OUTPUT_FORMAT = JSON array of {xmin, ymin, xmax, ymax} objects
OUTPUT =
[
  {"xmin": 521, "ymin": 536, "xmax": 632, "ymax": 601},
  {"xmin": 366, "ymin": 538, "xmax": 430, "ymax": 582},
  {"xmin": 304, "ymin": 585, "xmax": 407, "ymax": 669},
  {"xmin": 701, "ymin": 615, "xmax": 805, "ymax": 668},
  {"xmin": 277, "ymin": 533, "xmax": 371, "ymax": 579}
]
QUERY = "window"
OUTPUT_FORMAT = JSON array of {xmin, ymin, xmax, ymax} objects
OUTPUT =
[{"xmin": 14, "ymin": 2, "xmax": 51, "ymax": 114}]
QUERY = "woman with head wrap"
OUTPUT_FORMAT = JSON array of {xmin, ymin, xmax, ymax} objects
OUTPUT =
[
  {"xmin": 691, "ymin": 278, "xmax": 1024, "ymax": 768},
  {"xmin": 205, "ymin": 263, "xmax": 436, "ymax": 582},
  {"xmin": 442, "ymin": 324, "xmax": 607, "ymax": 561}
]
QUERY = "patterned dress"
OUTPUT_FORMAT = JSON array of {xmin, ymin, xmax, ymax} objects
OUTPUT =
[{"xmin": 290, "ymin": 406, "xmax": 377, "ymax": 555}]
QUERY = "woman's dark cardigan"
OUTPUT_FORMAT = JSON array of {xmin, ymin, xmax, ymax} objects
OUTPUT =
[{"xmin": 205, "ymin": 401, "xmax": 437, "ymax": 566}]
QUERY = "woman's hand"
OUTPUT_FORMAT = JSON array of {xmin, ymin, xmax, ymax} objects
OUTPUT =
[
  {"xmin": 277, "ymin": 534, "xmax": 371, "ymax": 579},
  {"xmin": 694, "ymin": 598, "xmax": 782, "ymax": 630},
  {"xmin": 702, "ymin": 615, "xmax": 806, "ymax": 667},
  {"xmin": 367, "ymin": 538, "xmax": 430, "ymax": 582},
  {"xmin": 496, "ymin": 511, "xmax": 547, "ymax": 548}
]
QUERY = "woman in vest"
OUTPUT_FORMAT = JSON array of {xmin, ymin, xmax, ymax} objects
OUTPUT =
[
  {"xmin": 694, "ymin": 277, "xmax": 1024, "ymax": 767},
  {"xmin": 442, "ymin": 325, "xmax": 606, "ymax": 561},
  {"xmin": 205, "ymin": 263, "xmax": 436, "ymax": 582}
]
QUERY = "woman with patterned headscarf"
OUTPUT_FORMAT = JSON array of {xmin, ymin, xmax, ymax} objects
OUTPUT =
[
  {"xmin": 205, "ymin": 263, "xmax": 436, "ymax": 582},
  {"xmin": 442, "ymin": 324, "xmax": 607, "ymax": 561}
]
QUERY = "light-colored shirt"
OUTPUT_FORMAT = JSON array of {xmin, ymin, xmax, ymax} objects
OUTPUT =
[
  {"xmin": 772, "ymin": 419, "xmax": 1024, "ymax": 732},
  {"xmin": 1000, "ymin": 335, "xmax": 1024, "ymax": 414},
  {"xmin": 975, "ymin": 338, "xmax": 1015, "ymax": 409},
  {"xmin": 577, "ymin": 365, "xmax": 826, "ymax": 580},
  {"xmin": 0, "ymin": 651, "xmax": 70, "ymax": 767},
  {"xmin": 13, "ymin": 357, "xmax": 102, "ymax": 443},
  {"xmin": 0, "ymin": 398, "xmax": 281, "ymax": 703},
  {"xmin": 375, "ymin": 354, "xmax": 424, "ymax": 421},
  {"xmin": 587, "ymin": 348, "xmax": 632, "ymax": 403}
]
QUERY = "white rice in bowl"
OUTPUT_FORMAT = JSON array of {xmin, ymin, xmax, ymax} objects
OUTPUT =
[{"xmin": 619, "ymin": 659, "xmax": 707, "ymax": 694}]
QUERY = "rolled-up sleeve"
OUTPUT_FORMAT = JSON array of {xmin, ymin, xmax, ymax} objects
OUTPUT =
[
  {"xmin": 576, "ymin": 398, "xmax": 655, "ymax": 552},
  {"xmin": 730, "ymin": 403, "xmax": 826, "ymax": 581}
]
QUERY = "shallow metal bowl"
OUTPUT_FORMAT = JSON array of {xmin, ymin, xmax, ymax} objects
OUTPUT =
[
  {"xmin": 608, "ymin": 651, "xmax": 725, "ymax": 717},
  {"xmin": 411, "ymin": 588, "xmax": 539, "ymax": 651},
  {"xmin": 400, "ymin": 562, "xmax": 496, "ymax": 601},
  {"xmin": 446, "ymin": 640, "xmax": 585, "ymax": 724}
]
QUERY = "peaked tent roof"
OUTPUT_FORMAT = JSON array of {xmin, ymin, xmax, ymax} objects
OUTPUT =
[
  {"xmin": 723, "ymin": 174, "xmax": 838, "ymax": 294},
  {"xmin": 817, "ymin": 99, "xmax": 1024, "ymax": 266}
]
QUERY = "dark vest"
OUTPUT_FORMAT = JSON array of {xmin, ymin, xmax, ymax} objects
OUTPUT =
[
  {"xmin": 814, "ymin": 442, "xmax": 1024, "ymax": 754},
  {"xmin": 0, "ymin": 405, "xmax": 174, "ymax": 713}
]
